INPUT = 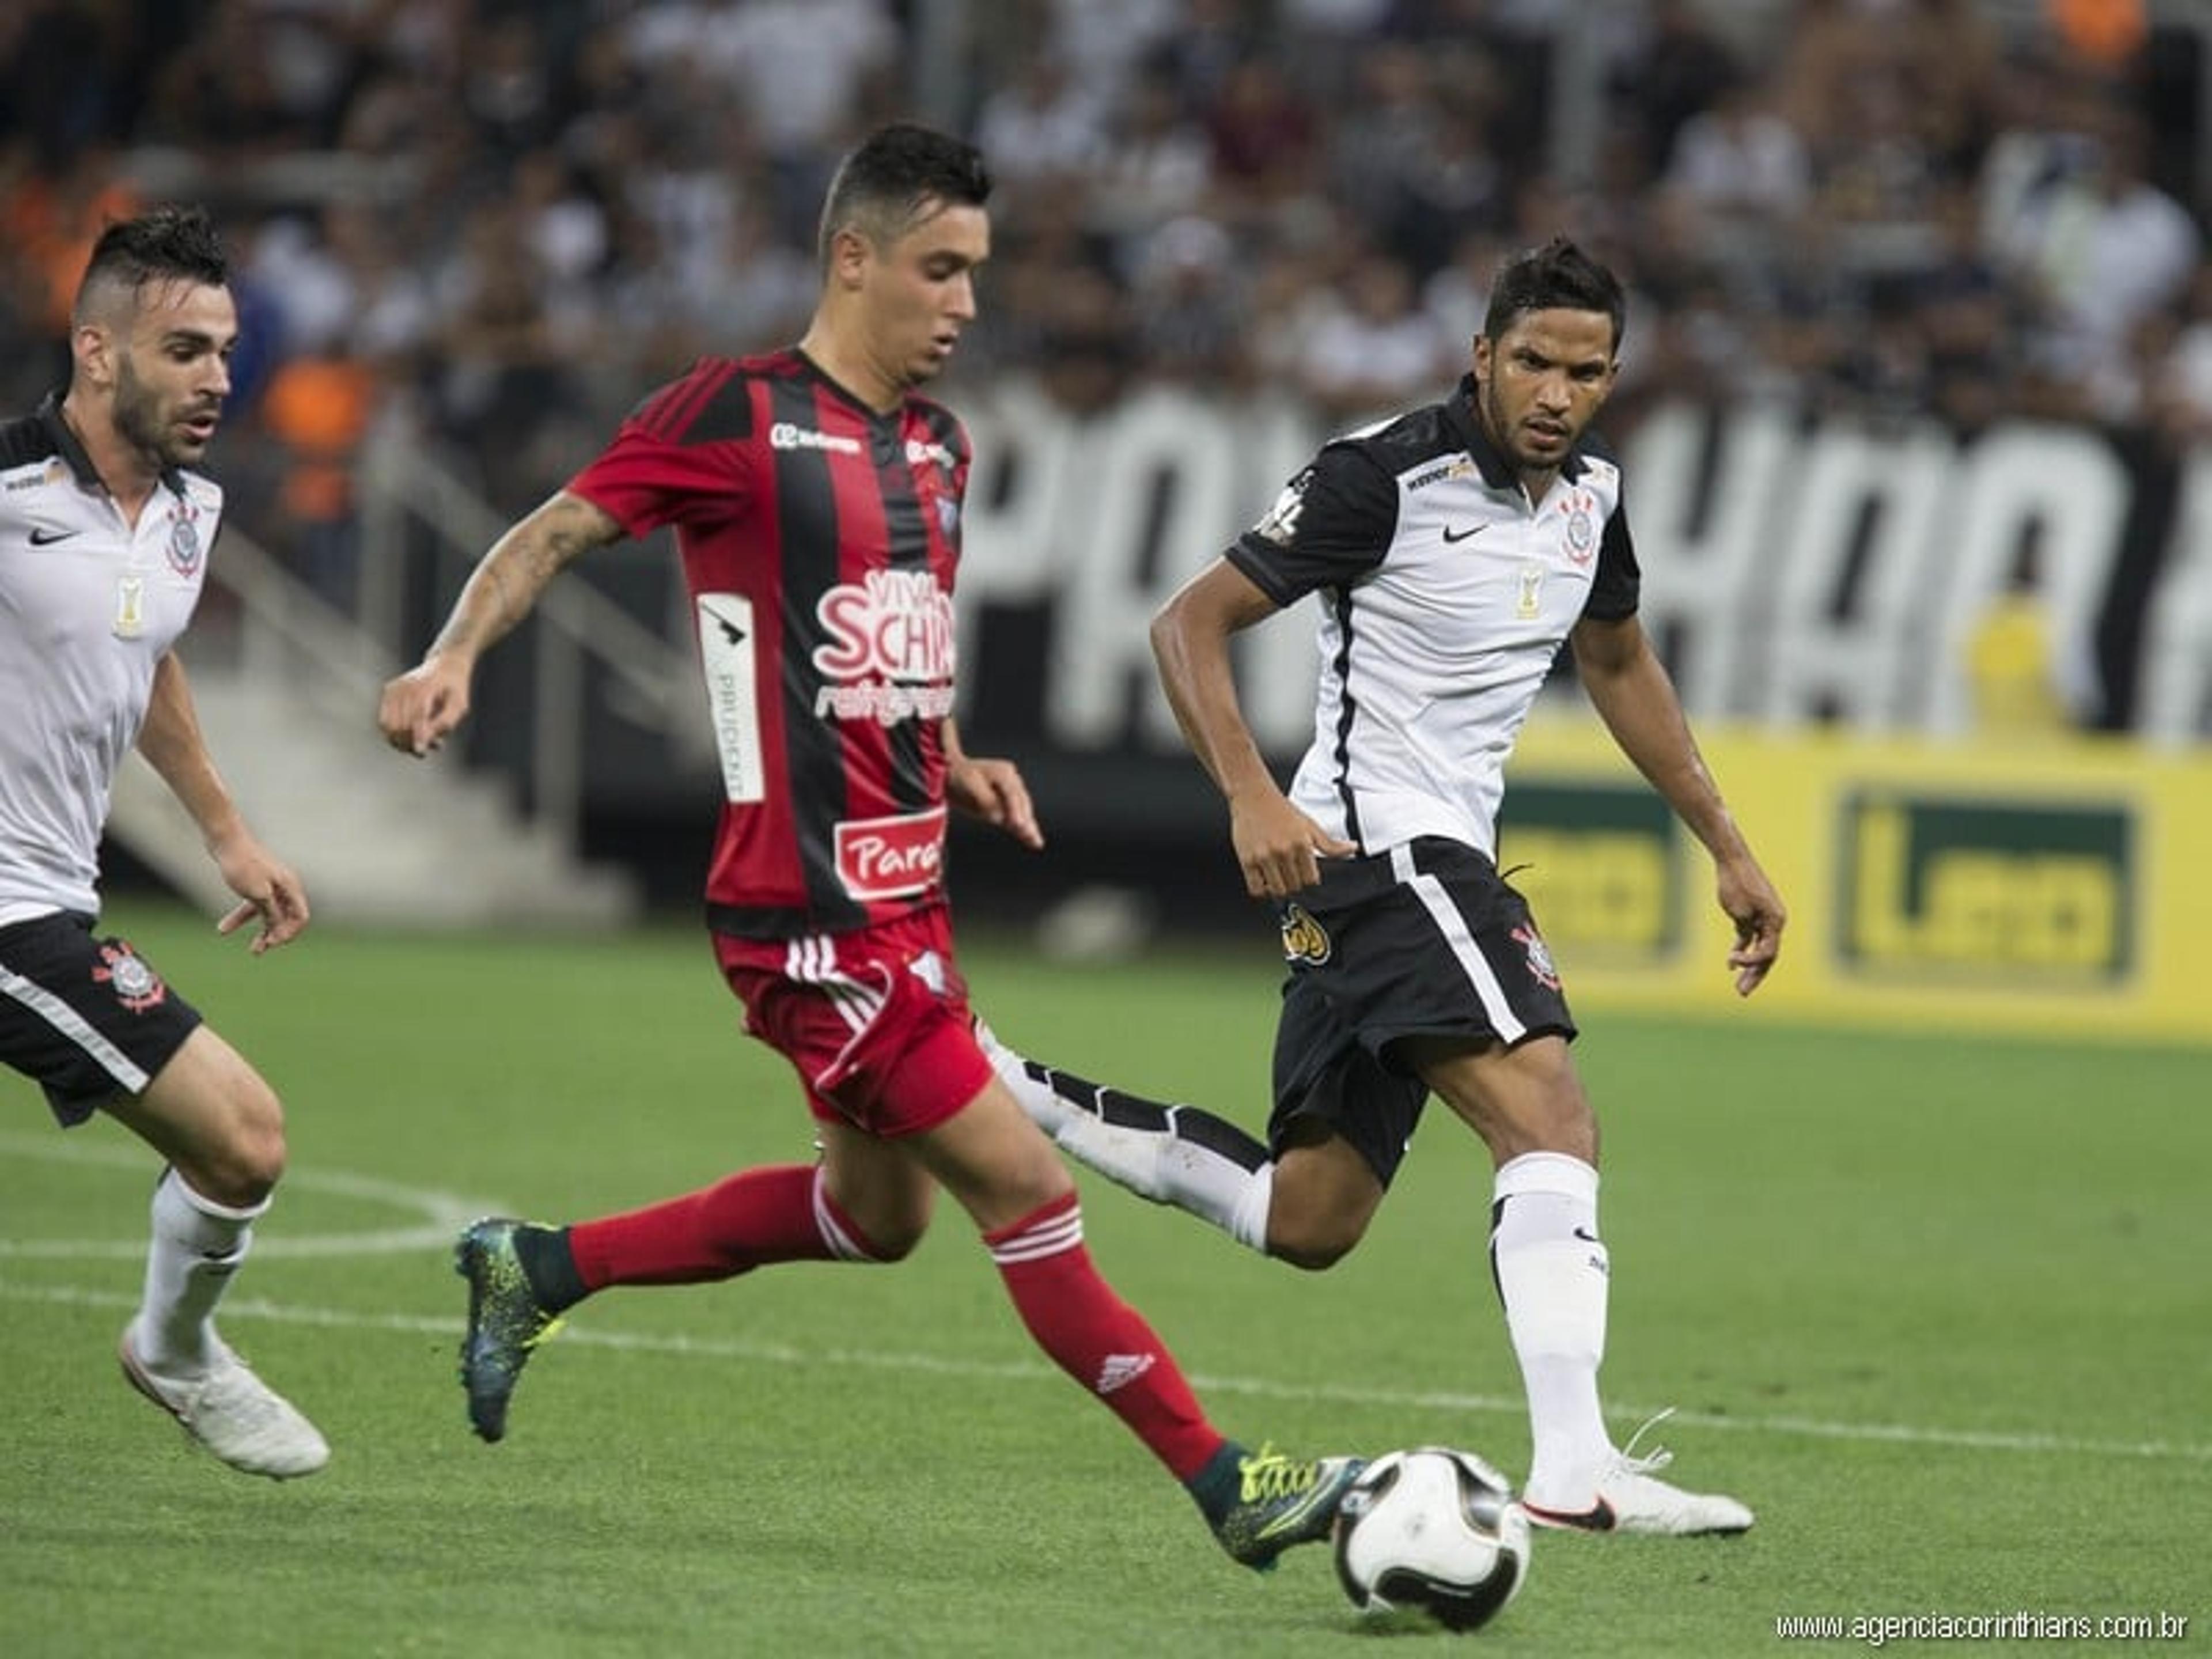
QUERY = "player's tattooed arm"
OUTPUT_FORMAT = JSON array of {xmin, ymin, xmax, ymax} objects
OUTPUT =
[
  {"xmin": 379, "ymin": 491, "xmax": 623, "ymax": 757},
  {"xmin": 429, "ymin": 491, "xmax": 623, "ymax": 664}
]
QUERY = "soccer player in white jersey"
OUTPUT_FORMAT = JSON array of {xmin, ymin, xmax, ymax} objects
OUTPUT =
[
  {"xmin": 986, "ymin": 238, "xmax": 1786, "ymax": 1535},
  {"xmin": 0, "ymin": 206, "xmax": 327, "ymax": 1478}
]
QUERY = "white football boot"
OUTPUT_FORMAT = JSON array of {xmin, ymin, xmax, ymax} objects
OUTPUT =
[
  {"xmin": 120, "ymin": 1325, "xmax": 330, "ymax": 1479},
  {"xmin": 1520, "ymin": 1411, "xmax": 1753, "ymax": 1536}
]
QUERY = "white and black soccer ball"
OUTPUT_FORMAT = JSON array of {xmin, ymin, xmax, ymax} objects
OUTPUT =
[{"xmin": 1332, "ymin": 1447, "xmax": 1531, "ymax": 1633}]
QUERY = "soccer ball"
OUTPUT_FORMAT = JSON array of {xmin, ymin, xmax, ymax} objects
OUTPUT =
[{"xmin": 1332, "ymin": 1447, "xmax": 1531, "ymax": 1633}]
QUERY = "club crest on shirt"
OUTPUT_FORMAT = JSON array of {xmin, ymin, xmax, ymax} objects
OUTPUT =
[
  {"xmin": 1511, "ymin": 923, "xmax": 1561, "ymax": 991},
  {"xmin": 91, "ymin": 941, "xmax": 166, "ymax": 1013},
  {"xmin": 1563, "ymin": 488, "xmax": 1597, "ymax": 565},
  {"xmin": 167, "ymin": 503, "xmax": 203, "ymax": 574},
  {"xmin": 1280, "ymin": 903, "xmax": 1332, "ymax": 965}
]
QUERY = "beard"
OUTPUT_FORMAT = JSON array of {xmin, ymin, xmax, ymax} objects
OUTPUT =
[{"xmin": 112, "ymin": 353, "xmax": 208, "ymax": 469}]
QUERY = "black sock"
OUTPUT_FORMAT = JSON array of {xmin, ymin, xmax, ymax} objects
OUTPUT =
[
  {"xmin": 513, "ymin": 1225, "xmax": 588, "ymax": 1314},
  {"xmin": 1185, "ymin": 1441, "xmax": 1249, "ymax": 1525}
]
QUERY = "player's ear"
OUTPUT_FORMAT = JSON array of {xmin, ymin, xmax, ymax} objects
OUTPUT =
[
  {"xmin": 72, "ymin": 320, "xmax": 116, "ymax": 389},
  {"xmin": 827, "ymin": 225, "xmax": 873, "ymax": 293}
]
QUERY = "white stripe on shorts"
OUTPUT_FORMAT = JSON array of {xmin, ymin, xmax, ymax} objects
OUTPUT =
[
  {"xmin": 0, "ymin": 963, "xmax": 150, "ymax": 1093},
  {"xmin": 1391, "ymin": 843, "xmax": 1527, "ymax": 1044}
]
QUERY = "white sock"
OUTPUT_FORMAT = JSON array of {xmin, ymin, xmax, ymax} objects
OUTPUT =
[
  {"xmin": 980, "ymin": 1023, "xmax": 1273, "ymax": 1253},
  {"xmin": 1490, "ymin": 1151, "xmax": 1612, "ymax": 1505},
  {"xmin": 135, "ymin": 1168, "xmax": 267, "ymax": 1376}
]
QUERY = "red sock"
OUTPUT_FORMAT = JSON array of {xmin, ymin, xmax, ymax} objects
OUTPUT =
[
  {"xmin": 984, "ymin": 1192, "xmax": 1225, "ymax": 1480},
  {"xmin": 570, "ymin": 1165, "xmax": 881, "ymax": 1290}
]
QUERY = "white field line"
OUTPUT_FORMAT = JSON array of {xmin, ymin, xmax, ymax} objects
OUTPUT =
[
  {"xmin": 0, "ymin": 1130, "xmax": 492, "ymax": 1258},
  {"xmin": 2, "ymin": 1276, "xmax": 2205, "ymax": 1466}
]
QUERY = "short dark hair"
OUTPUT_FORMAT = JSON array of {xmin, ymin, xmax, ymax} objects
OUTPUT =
[
  {"xmin": 1482, "ymin": 237, "xmax": 1626, "ymax": 354},
  {"xmin": 816, "ymin": 123, "xmax": 993, "ymax": 266},
  {"xmin": 74, "ymin": 204, "xmax": 230, "ymax": 322}
]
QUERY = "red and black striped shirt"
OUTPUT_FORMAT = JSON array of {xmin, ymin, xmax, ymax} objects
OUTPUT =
[{"xmin": 567, "ymin": 349, "xmax": 969, "ymax": 940}]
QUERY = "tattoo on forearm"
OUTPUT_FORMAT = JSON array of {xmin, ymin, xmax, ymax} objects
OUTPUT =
[{"xmin": 433, "ymin": 497, "xmax": 609, "ymax": 655}]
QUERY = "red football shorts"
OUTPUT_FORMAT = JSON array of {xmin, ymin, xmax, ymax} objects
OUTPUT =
[{"xmin": 712, "ymin": 905, "xmax": 995, "ymax": 1137}]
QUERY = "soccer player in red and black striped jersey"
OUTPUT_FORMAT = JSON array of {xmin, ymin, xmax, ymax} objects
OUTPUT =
[{"xmin": 378, "ymin": 123, "xmax": 1362, "ymax": 1574}]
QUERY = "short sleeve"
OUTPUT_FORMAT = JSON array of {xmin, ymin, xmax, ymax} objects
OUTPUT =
[
  {"xmin": 566, "ymin": 413, "xmax": 751, "ymax": 539},
  {"xmin": 1583, "ymin": 494, "xmax": 1639, "ymax": 620},
  {"xmin": 1225, "ymin": 441, "xmax": 1398, "ymax": 607}
]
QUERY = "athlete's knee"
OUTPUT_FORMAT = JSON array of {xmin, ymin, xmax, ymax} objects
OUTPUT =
[
  {"xmin": 1262, "ymin": 1141, "xmax": 1380, "ymax": 1269},
  {"xmin": 1263, "ymin": 1202, "xmax": 1367, "ymax": 1271},
  {"xmin": 858, "ymin": 1218, "xmax": 925, "ymax": 1262},
  {"xmin": 177, "ymin": 1080, "xmax": 288, "ymax": 1207},
  {"xmin": 824, "ymin": 1185, "xmax": 931, "ymax": 1263}
]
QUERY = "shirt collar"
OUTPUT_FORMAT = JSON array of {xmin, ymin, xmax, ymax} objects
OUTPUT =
[{"xmin": 37, "ymin": 389, "xmax": 187, "ymax": 497}]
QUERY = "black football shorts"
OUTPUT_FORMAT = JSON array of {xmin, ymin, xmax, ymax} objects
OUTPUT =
[
  {"xmin": 1267, "ymin": 838, "xmax": 1576, "ymax": 1188},
  {"xmin": 0, "ymin": 912, "xmax": 204, "ymax": 1126}
]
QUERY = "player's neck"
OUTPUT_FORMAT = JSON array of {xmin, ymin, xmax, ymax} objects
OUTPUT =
[
  {"xmin": 795, "ymin": 323, "xmax": 903, "ymax": 415},
  {"xmin": 58, "ymin": 389, "xmax": 162, "ymax": 523},
  {"xmin": 1518, "ymin": 467, "xmax": 1562, "ymax": 508}
]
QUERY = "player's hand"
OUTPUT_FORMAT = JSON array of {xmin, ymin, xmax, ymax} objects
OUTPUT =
[
  {"xmin": 1717, "ymin": 854, "xmax": 1786, "ymax": 996},
  {"xmin": 378, "ymin": 656, "xmax": 473, "ymax": 757},
  {"xmin": 1229, "ymin": 791, "xmax": 1357, "ymax": 900},
  {"xmin": 948, "ymin": 753, "xmax": 1043, "ymax": 850},
  {"xmin": 209, "ymin": 833, "xmax": 310, "ymax": 955}
]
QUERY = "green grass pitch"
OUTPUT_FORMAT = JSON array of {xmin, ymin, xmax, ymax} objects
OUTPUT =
[{"xmin": 3, "ymin": 903, "xmax": 2205, "ymax": 1656}]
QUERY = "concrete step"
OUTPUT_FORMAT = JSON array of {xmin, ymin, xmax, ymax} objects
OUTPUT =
[{"xmin": 108, "ymin": 670, "xmax": 639, "ymax": 930}]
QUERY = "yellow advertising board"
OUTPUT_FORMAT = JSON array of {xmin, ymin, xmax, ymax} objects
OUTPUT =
[{"xmin": 1499, "ymin": 722, "xmax": 2212, "ymax": 1044}]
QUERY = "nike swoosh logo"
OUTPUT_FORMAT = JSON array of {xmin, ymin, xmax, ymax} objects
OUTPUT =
[
  {"xmin": 1441, "ymin": 524, "xmax": 1487, "ymax": 544},
  {"xmin": 28, "ymin": 525, "xmax": 79, "ymax": 546},
  {"xmin": 1572, "ymin": 1226, "xmax": 1601, "ymax": 1243},
  {"xmin": 1521, "ymin": 1496, "xmax": 1618, "ymax": 1532}
]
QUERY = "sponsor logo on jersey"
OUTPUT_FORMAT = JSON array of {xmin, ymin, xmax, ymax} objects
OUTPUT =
[
  {"xmin": 906, "ymin": 439, "xmax": 956, "ymax": 470},
  {"xmin": 91, "ymin": 941, "xmax": 166, "ymax": 1013},
  {"xmin": 770, "ymin": 422, "xmax": 863, "ymax": 456},
  {"xmin": 1407, "ymin": 458, "xmax": 1477, "ymax": 491},
  {"xmin": 1279, "ymin": 902, "xmax": 1332, "ymax": 965},
  {"xmin": 834, "ymin": 806, "xmax": 947, "ymax": 900},
  {"xmin": 3, "ymin": 460, "xmax": 66, "ymax": 493},
  {"xmin": 812, "ymin": 569, "xmax": 957, "ymax": 725},
  {"xmin": 696, "ymin": 594, "xmax": 764, "ymax": 804}
]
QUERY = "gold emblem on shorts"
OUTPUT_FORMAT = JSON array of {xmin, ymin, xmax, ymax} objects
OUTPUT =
[{"xmin": 1280, "ymin": 903, "xmax": 1332, "ymax": 965}]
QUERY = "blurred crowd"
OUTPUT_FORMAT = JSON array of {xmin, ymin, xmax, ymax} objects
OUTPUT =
[{"xmin": 1, "ymin": 0, "xmax": 2208, "ymax": 550}]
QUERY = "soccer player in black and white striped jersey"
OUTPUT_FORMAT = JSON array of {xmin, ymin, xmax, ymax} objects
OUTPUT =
[
  {"xmin": 989, "ymin": 238, "xmax": 1786, "ymax": 1536},
  {"xmin": 0, "ymin": 207, "xmax": 327, "ymax": 1478}
]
